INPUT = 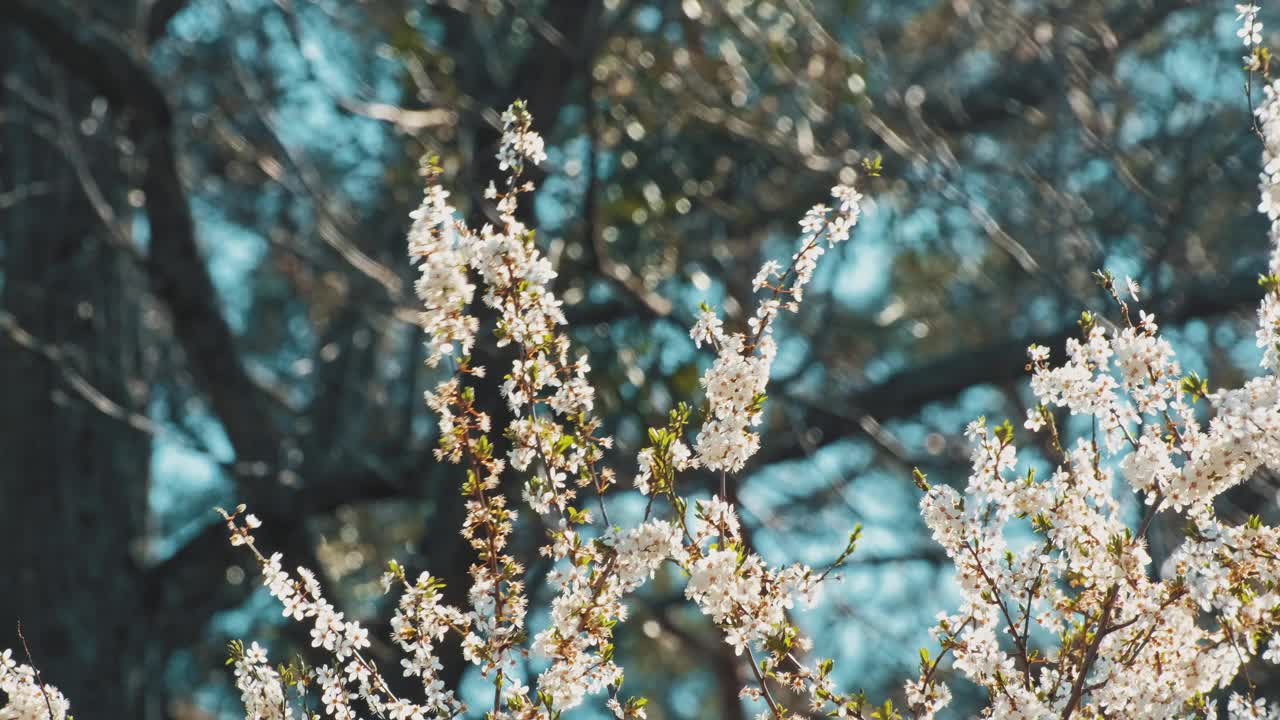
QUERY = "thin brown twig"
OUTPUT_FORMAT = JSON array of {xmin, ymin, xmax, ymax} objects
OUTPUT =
[
  {"xmin": 744, "ymin": 644, "xmax": 784, "ymax": 718},
  {"xmin": 16, "ymin": 622, "xmax": 56, "ymax": 720}
]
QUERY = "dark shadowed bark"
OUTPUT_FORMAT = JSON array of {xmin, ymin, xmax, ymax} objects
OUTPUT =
[{"xmin": 0, "ymin": 30, "xmax": 154, "ymax": 719}]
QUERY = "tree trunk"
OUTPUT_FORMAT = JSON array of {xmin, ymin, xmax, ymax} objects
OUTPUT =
[{"xmin": 0, "ymin": 29, "xmax": 154, "ymax": 719}]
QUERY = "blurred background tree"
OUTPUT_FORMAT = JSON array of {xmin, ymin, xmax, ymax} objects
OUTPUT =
[{"xmin": 2, "ymin": 0, "xmax": 1275, "ymax": 717}]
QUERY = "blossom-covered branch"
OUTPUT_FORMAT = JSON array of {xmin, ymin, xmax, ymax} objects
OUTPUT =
[
  {"xmin": 902, "ymin": 12, "xmax": 1280, "ymax": 718},
  {"xmin": 0, "ymin": 647, "xmax": 70, "ymax": 720}
]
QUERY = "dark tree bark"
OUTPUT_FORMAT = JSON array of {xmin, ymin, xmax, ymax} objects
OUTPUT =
[{"xmin": 0, "ymin": 30, "xmax": 154, "ymax": 719}]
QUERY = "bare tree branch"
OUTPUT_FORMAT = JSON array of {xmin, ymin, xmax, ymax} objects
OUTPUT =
[{"xmin": 5, "ymin": 0, "xmax": 286, "ymax": 470}]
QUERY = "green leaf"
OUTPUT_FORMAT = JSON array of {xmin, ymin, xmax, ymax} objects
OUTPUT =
[
  {"xmin": 994, "ymin": 418, "xmax": 1015, "ymax": 445},
  {"xmin": 911, "ymin": 467, "xmax": 930, "ymax": 491},
  {"xmin": 861, "ymin": 154, "xmax": 883, "ymax": 177},
  {"xmin": 1180, "ymin": 372, "xmax": 1209, "ymax": 402}
]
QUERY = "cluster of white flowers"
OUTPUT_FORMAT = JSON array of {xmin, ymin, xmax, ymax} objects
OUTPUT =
[
  {"xmin": 913, "ymin": 297, "xmax": 1280, "ymax": 717},
  {"xmin": 691, "ymin": 183, "xmax": 863, "ymax": 473},
  {"xmin": 684, "ymin": 549, "xmax": 815, "ymax": 658},
  {"xmin": 901, "ymin": 40, "xmax": 1280, "ymax": 717},
  {"xmin": 386, "ymin": 572, "xmax": 470, "ymax": 715},
  {"xmin": 634, "ymin": 438, "xmax": 692, "ymax": 495},
  {"xmin": 1254, "ymin": 70, "xmax": 1280, "ymax": 372},
  {"xmin": 419, "ymin": 101, "xmax": 610, "ymax": 526},
  {"xmin": 609, "ymin": 519, "xmax": 687, "ymax": 590},
  {"xmin": 692, "ymin": 331, "xmax": 770, "ymax": 472},
  {"xmin": 627, "ymin": 186, "xmax": 876, "ymax": 718},
  {"xmin": 496, "ymin": 103, "xmax": 547, "ymax": 171},
  {"xmin": 0, "ymin": 649, "xmax": 70, "ymax": 720},
  {"xmin": 413, "ymin": 103, "xmax": 648, "ymax": 716},
  {"xmin": 1239, "ymin": 4, "xmax": 1264, "ymax": 47},
  {"xmin": 230, "ymin": 642, "xmax": 291, "ymax": 720},
  {"xmin": 529, "ymin": 519, "xmax": 685, "ymax": 711},
  {"xmin": 409, "ymin": 169, "xmax": 476, "ymax": 368},
  {"xmin": 220, "ymin": 507, "xmax": 465, "ymax": 720}
]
